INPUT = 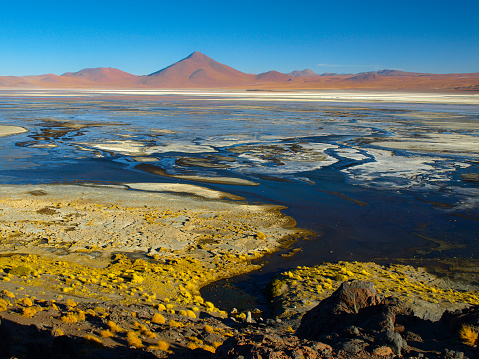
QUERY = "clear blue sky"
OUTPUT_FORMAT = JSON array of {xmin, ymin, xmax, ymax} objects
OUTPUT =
[{"xmin": 1, "ymin": 0, "xmax": 478, "ymax": 76}]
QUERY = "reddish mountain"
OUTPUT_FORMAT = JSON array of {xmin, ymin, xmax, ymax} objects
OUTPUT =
[
  {"xmin": 288, "ymin": 69, "xmax": 318, "ymax": 77},
  {"xmin": 62, "ymin": 67, "xmax": 138, "ymax": 84},
  {"xmin": 0, "ymin": 51, "xmax": 478, "ymax": 91},
  {"xmin": 345, "ymin": 72, "xmax": 378, "ymax": 82},
  {"xmin": 140, "ymin": 51, "xmax": 255, "ymax": 87},
  {"xmin": 256, "ymin": 71, "xmax": 292, "ymax": 82}
]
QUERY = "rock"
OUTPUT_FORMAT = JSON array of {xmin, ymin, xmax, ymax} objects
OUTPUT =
[
  {"xmin": 245, "ymin": 311, "xmax": 254, "ymax": 324},
  {"xmin": 345, "ymin": 325, "xmax": 360, "ymax": 336},
  {"xmin": 461, "ymin": 173, "xmax": 479, "ymax": 182},
  {"xmin": 296, "ymin": 280, "xmax": 383, "ymax": 340},
  {"xmin": 404, "ymin": 331, "xmax": 422, "ymax": 343},
  {"xmin": 214, "ymin": 333, "xmax": 324, "ymax": 359},
  {"xmin": 372, "ymin": 346, "xmax": 394, "ymax": 356},
  {"xmin": 340, "ymin": 339, "xmax": 365, "ymax": 354},
  {"xmin": 310, "ymin": 342, "xmax": 333, "ymax": 356},
  {"xmin": 376, "ymin": 330, "xmax": 404, "ymax": 356},
  {"xmin": 444, "ymin": 349, "xmax": 465, "ymax": 359}
]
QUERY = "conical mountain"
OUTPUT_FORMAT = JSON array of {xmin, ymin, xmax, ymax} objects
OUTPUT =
[{"xmin": 141, "ymin": 51, "xmax": 255, "ymax": 87}]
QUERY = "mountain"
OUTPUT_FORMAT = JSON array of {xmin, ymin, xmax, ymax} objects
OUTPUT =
[
  {"xmin": 62, "ymin": 67, "xmax": 138, "ymax": 84},
  {"xmin": 0, "ymin": 51, "xmax": 478, "ymax": 91},
  {"xmin": 288, "ymin": 69, "xmax": 318, "ymax": 77},
  {"xmin": 345, "ymin": 72, "xmax": 378, "ymax": 82},
  {"xmin": 141, "ymin": 51, "xmax": 255, "ymax": 87},
  {"xmin": 256, "ymin": 71, "xmax": 292, "ymax": 82}
]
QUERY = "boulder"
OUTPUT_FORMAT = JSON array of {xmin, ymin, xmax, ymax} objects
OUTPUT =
[{"xmin": 296, "ymin": 280, "xmax": 383, "ymax": 340}]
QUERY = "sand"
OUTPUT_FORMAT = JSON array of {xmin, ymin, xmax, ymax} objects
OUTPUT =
[
  {"xmin": 1, "ymin": 89, "xmax": 478, "ymax": 105},
  {"xmin": 373, "ymin": 133, "xmax": 479, "ymax": 155},
  {"xmin": 0, "ymin": 183, "xmax": 303, "ymax": 265},
  {"xmin": 0, "ymin": 125, "xmax": 27, "ymax": 137}
]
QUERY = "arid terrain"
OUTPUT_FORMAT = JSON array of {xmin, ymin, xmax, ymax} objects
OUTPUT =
[
  {"xmin": 0, "ymin": 91, "xmax": 478, "ymax": 358},
  {"xmin": 1, "ymin": 51, "xmax": 479, "ymax": 91}
]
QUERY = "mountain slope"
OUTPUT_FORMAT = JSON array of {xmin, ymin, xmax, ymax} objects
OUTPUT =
[
  {"xmin": 62, "ymin": 67, "xmax": 138, "ymax": 84},
  {"xmin": 141, "ymin": 51, "xmax": 255, "ymax": 87},
  {"xmin": 288, "ymin": 69, "xmax": 318, "ymax": 77},
  {"xmin": 0, "ymin": 51, "xmax": 477, "ymax": 91}
]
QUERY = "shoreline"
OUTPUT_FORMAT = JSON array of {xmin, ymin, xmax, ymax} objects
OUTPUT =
[
  {"xmin": 0, "ymin": 89, "xmax": 477, "ymax": 105},
  {"xmin": 1, "ymin": 182, "xmax": 479, "ymax": 357}
]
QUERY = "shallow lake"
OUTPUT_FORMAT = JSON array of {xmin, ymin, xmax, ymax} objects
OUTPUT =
[{"xmin": 0, "ymin": 90, "xmax": 478, "ymax": 309}]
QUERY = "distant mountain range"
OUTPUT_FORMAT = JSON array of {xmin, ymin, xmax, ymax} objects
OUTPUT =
[{"xmin": 1, "ymin": 51, "xmax": 478, "ymax": 91}]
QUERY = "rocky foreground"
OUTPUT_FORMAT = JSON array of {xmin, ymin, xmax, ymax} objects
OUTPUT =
[
  {"xmin": 1, "ymin": 279, "xmax": 479, "ymax": 359},
  {"xmin": 1, "ymin": 184, "xmax": 479, "ymax": 358}
]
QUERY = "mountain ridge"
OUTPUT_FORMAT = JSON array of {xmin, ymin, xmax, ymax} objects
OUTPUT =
[{"xmin": 1, "ymin": 51, "xmax": 478, "ymax": 91}]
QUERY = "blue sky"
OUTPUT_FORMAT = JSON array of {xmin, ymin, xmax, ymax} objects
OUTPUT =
[{"xmin": 1, "ymin": 0, "xmax": 478, "ymax": 76}]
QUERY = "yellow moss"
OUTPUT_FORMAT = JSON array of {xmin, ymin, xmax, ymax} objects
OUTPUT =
[
  {"xmin": 152, "ymin": 313, "xmax": 166, "ymax": 324},
  {"xmin": 127, "ymin": 331, "xmax": 144, "ymax": 348},
  {"xmin": 60, "ymin": 312, "xmax": 78, "ymax": 323},
  {"xmin": 0, "ymin": 299, "xmax": 10, "ymax": 311},
  {"xmin": 334, "ymin": 273, "xmax": 349, "ymax": 282},
  {"xmin": 144, "ymin": 330, "xmax": 157, "ymax": 339},
  {"xmin": 84, "ymin": 309, "xmax": 96, "ymax": 316},
  {"xmin": 204, "ymin": 301, "xmax": 215, "ymax": 311},
  {"xmin": 100, "ymin": 329, "xmax": 114, "ymax": 338},
  {"xmin": 187, "ymin": 343, "xmax": 197, "ymax": 350},
  {"xmin": 53, "ymin": 328, "xmax": 64, "ymax": 336},
  {"xmin": 203, "ymin": 344, "xmax": 216, "ymax": 353},
  {"xmin": 107, "ymin": 320, "xmax": 124, "ymax": 333},
  {"xmin": 66, "ymin": 299, "xmax": 77, "ymax": 307},
  {"xmin": 256, "ymin": 232, "xmax": 267, "ymax": 240},
  {"xmin": 204, "ymin": 324, "xmax": 215, "ymax": 333},
  {"xmin": 2, "ymin": 290, "xmax": 15, "ymax": 298},
  {"xmin": 194, "ymin": 296, "xmax": 204, "ymax": 304},
  {"xmin": 169, "ymin": 320, "xmax": 184, "ymax": 328},
  {"xmin": 186, "ymin": 310, "xmax": 196, "ymax": 319},
  {"xmin": 178, "ymin": 310, "xmax": 188, "ymax": 317},
  {"xmin": 76, "ymin": 310, "xmax": 86, "ymax": 321},
  {"xmin": 22, "ymin": 307, "xmax": 37, "ymax": 318},
  {"xmin": 157, "ymin": 303, "xmax": 166, "ymax": 311},
  {"xmin": 85, "ymin": 335, "xmax": 103, "ymax": 347},
  {"xmin": 156, "ymin": 340, "xmax": 169, "ymax": 351},
  {"xmin": 459, "ymin": 324, "xmax": 479, "ymax": 346},
  {"xmin": 18, "ymin": 297, "xmax": 33, "ymax": 307}
]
